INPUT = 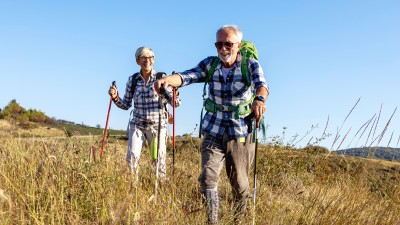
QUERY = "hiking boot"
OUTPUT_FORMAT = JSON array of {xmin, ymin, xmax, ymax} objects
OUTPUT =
[
  {"xmin": 203, "ymin": 189, "xmax": 219, "ymax": 224},
  {"xmin": 233, "ymin": 198, "xmax": 247, "ymax": 224}
]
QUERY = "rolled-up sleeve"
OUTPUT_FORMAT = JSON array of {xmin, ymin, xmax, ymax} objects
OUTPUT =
[
  {"xmin": 249, "ymin": 58, "xmax": 269, "ymax": 93},
  {"xmin": 178, "ymin": 57, "xmax": 215, "ymax": 87},
  {"xmin": 114, "ymin": 76, "xmax": 134, "ymax": 110}
]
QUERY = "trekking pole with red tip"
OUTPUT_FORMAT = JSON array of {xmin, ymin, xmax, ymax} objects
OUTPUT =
[{"xmin": 100, "ymin": 81, "xmax": 116, "ymax": 159}]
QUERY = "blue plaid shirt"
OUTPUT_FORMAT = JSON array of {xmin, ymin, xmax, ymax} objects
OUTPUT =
[
  {"xmin": 114, "ymin": 70, "xmax": 180, "ymax": 128},
  {"xmin": 179, "ymin": 53, "xmax": 268, "ymax": 140}
]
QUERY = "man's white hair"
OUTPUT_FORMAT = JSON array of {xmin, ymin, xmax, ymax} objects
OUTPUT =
[{"xmin": 216, "ymin": 25, "xmax": 243, "ymax": 42}]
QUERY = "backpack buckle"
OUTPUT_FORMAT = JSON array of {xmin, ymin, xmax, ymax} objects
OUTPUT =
[{"xmin": 222, "ymin": 105, "xmax": 230, "ymax": 111}]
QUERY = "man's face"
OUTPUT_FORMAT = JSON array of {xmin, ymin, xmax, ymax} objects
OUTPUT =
[
  {"xmin": 137, "ymin": 49, "xmax": 154, "ymax": 72},
  {"xmin": 215, "ymin": 29, "xmax": 240, "ymax": 67}
]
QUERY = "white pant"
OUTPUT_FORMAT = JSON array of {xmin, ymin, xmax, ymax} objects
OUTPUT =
[{"xmin": 126, "ymin": 123, "xmax": 167, "ymax": 178}]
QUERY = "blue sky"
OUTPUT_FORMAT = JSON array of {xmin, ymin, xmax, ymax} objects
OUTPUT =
[{"xmin": 1, "ymin": 1, "xmax": 399, "ymax": 150}]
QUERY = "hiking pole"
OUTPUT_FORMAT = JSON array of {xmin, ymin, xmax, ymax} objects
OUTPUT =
[
  {"xmin": 252, "ymin": 121, "xmax": 258, "ymax": 225},
  {"xmin": 244, "ymin": 112, "xmax": 257, "ymax": 225},
  {"xmin": 152, "ymin": 85, "xmax": 167, "ymax": 201},
  {"xmin": 101, "ymin": 81, "xmax": 116, "ymax": 159},
  {"xmin": 172, "ymin": 86, "xmax": 176, "ymax": 177}
]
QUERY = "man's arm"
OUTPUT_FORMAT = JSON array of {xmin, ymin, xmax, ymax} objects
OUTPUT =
[
  {"xmin": 154, "ymin": 74, "xmax": 183, "ymax": 95},
  {"xmin": 256, "ymin": 86, "xmax": 269, "ymax": 102},
  {"xmin": 252, "ymin": 86, "xmax": 269, "ymax": 128}
]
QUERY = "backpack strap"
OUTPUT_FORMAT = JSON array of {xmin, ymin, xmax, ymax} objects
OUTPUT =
[
  {"xmin": 130, "ymin": 72, "xmax": 141, "ymax": 95},
  {"xmin": 202, "ymin": 55, "xmax": 252, "ymax": 101},
  {"xmin": 203, "ymin": 97, "xmax": 253, "ymax": 119},
  {"xmin": 156, "ymin": 72, "xmax": 166, "ymax": 80},
  {"xmin": 240, "ymin": 56, "xmax": 251, "ymax": 87},
  {"xmin": 202, "ymin": 57, "xmax": 220, "ymax": 99},
  {"xmin": 131, "ymin": 72, "xmax": 166, "ymax": 95},
  {"xmin": 155, "ymin": 72, "xmax": 169, "ymax": 114},
  {"xmin": 199, "ymin": 57, "xmax": 219, "ymax": 137}
]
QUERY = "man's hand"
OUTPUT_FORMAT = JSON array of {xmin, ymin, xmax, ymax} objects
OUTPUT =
[
  {"xmin": 251, "ymin": 100, "xmax": 267, "ymax": 128},
  {"xmin": 154, "ymin": 74, "xmax": 182, "ymax": 95},
  {"xmin": 154, "ymin": 78, "xmax": 170, "ymax": 95}
]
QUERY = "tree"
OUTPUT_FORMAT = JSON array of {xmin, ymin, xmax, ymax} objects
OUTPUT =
[{"xmin": 2, "ymin": 99, "xmax": 26, "ymax": 120}]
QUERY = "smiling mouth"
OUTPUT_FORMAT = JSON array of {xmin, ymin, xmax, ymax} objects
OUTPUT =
[
  {"xmin": 221, "ymin": 54, "xmax": 230, "ymax": 59},
  {"xmin": 220, "ymin": 50, "xmax": 230, "ymax": 56}
]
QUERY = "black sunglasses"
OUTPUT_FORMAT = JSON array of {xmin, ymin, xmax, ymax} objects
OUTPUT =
[{"xmin": 214, "ymin": 42, "xmax": 238, "ymax": 49}]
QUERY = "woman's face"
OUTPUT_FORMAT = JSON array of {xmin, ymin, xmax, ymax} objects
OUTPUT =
[{"xmin": 137, "ymin": 49, "xmax": 154, "ymax": 73}]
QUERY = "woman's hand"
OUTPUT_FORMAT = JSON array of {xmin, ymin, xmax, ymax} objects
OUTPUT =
[{"xmin": 108, "ymin": 84, "xmax": 119, "ymax": 101}]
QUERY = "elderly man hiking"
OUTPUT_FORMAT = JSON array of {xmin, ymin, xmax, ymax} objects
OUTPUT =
[{"xmin": 154, "ymin": 25, "xmax": 269, "ymax": 224}]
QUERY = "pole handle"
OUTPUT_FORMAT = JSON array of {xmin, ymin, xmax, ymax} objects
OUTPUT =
[
  {"xmin": 244, "ymin": 112, "xmax": 255, "ymax": 123},
  {"xmin": 159, "ymin": 84, "xmax": 170, "ymax": 103}
]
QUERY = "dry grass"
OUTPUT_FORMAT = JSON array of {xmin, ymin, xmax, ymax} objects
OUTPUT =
[
  {"xmin": 1, "ymin": 131, "xmax": 400, "ymax": 224},
  {"xmin": 0, "ymin": 120, "xmax": 12, "ymax": 129},
  {"xmin": 0, "ymin": 120, "xmax": 65, "ymax": 138}
]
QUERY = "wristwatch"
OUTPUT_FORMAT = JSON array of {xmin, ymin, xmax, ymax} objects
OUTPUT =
[{"xmin": 254, "ymin": 95, "xmax": 265, "ymax": 103}]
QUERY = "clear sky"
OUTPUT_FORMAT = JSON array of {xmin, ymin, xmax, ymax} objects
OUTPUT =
[{"xmin": 1, "ymin": 1, "xmax": 399, "ymax": 150}]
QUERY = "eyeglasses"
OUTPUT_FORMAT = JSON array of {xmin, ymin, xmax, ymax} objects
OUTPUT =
[
  {"xmin": 140, "ymin": 56, "xmax": 154, "ymax": 61},
  {"xmin": 214, "ymin": 42, "xmax": 238, "ymax": 49}
]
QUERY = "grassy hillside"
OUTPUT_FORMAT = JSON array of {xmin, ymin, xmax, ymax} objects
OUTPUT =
[
  {"xmin": 0, "ymin": 99, "xmax": 126, "ymax": 138},
  {"xmin": 335, "ymin": 147, "xmax": 400, "ymax": 161},
  {"xmin": 0, "ymin": 119, "xmax": 126, "ymax": 138},
  {"xmin": 1, "ymin": 122, "xmax": 400, "ymax": 224}
]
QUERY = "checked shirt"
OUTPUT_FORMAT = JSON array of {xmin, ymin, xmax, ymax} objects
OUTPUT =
[
  {"xmin": 178, "ymin": 53, "xmax": 269, "ymax": 140},
  {"xmin": 114, "ymin": 70, "xmax": 179, "ymax": 128}
]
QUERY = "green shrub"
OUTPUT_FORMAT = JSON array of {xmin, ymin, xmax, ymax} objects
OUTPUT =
[{"xmin": 28, "ymin": 110, "xmax": 47, "ymax": 123}]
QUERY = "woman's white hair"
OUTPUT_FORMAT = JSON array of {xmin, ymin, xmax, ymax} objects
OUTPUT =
[{"xmin": 135, "ymin": 46, "xmax": 154, "ymax": 60}]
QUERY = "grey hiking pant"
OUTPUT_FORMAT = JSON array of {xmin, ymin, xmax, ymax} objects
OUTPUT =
[{"xmin": 198, "ymin": 131, "xmax": 255, "ymax": 201}]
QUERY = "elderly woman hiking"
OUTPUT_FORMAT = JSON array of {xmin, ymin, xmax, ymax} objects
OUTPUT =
[{"xmin": 108, "ymin": 46, "xmax": 180, "ymax": 184}]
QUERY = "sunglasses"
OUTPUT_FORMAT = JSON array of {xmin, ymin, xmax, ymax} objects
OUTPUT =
[
  {"xmin": 140, "ymin": 56, "xmax": 154, "ymax": 61},
  {"xmin": 214, "ymin": 42, "xmax": 238, "ymax": 49}
]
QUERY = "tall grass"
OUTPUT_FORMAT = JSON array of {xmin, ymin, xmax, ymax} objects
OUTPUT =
[{"xmin": 1, "ymin": 134, "xmax": 400, "ymax": 224}]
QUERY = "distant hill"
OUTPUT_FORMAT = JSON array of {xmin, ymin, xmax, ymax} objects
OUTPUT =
[
  {"xmin": 1, "ymin": 99, "xmax": 126, "ymax": 138},
  {"xmin": 334, "ymin": 147, "xmax": 400, "ymax": 161}
]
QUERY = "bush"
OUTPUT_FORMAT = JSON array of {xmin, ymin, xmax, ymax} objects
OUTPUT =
[
  {"xmin": 1, "ymin": 100, "xmax": 53, "ymax": 125},
  {"xmin": 302, "ymin": 145, "xmax": 330, "ymax": 154},
  {"xmin": 65, "ymin": 129, "xmax": 73, "ymax": 137},
  {"xmin": 19, "ymin": 121, "xmax": 39, "ymax": 129},
  {"xmin": 15, "ymin": 113, "xmax": 29, "ymax": 126},
  {"xmin": 28, "ymin": 110, "xmax": 47, "ymax": 123}
]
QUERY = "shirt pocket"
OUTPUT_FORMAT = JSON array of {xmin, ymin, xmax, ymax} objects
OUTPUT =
[
  {"xmin": 133, "ymin": 86, "xmax": 142, "ymax": 102},
  {"xmin": 231, "ymin": 74, "xmax": 247, "ymax": 97}
]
